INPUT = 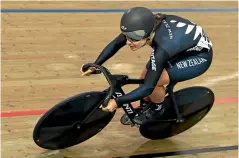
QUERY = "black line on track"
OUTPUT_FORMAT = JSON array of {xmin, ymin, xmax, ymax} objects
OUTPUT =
[{"xmin": 115, "ymin": 145, "xmax": 238, "ymax": 158}]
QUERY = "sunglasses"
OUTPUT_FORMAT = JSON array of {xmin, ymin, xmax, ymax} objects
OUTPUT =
[
  {"xmin": 122, "ymin": 30, "xmax": 146, "ymax": 42},
  {"xmin": 125, "ymin": 36, "xmax": 141, "ymax": 42}
]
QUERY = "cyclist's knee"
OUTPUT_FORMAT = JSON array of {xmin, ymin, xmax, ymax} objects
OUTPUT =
[
  {"xmin": 149, "ymin": 86, "xmax": 166, "ymax": 103},
  {"xmin": 156, "ymin": 69, "xmax": 170, "ymax": 86}
]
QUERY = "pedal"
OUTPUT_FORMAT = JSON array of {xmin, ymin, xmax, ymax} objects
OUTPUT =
[
  {"xmin": 120, "ymin": 114, "xmax": 132, "ymax": 125},
  {"xmin": 120, "ymin": 114, "xmax": 140, "ymax": 128}
]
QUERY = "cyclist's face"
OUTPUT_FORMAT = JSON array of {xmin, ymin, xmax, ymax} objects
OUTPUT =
[{"xmin": 126, "ymin": 38, "xmax": 147, "ymax": 51}]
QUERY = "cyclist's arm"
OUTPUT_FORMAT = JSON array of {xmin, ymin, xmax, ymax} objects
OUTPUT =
[
  {"xmin": 114, "ymin": 47, "xmax": 170, "ymax": 106},
  {"xmin": 94, "ymin": 33, "xmax": 127, "ymax": 65}
]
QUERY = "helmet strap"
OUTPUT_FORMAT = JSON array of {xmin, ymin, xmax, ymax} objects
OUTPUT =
[
  {"xmin": 139, "ymin": 32, "xmax": 154, "ymax": 49},
  {"xmin": 146, "ymin": 32, "xmax": 155, "ymax": 46},
  {"xmin": 140, "ymin": 40, "xmax": 148, "ymax": 48},
  {"xmin": 132, "ymin": 31, "xmax": 155, "ymax": 50}
]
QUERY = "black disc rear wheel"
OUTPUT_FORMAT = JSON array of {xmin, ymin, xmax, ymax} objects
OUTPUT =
[{"xmin": 139, "ymin": 86, "xmax": 215, "ymax": 140}]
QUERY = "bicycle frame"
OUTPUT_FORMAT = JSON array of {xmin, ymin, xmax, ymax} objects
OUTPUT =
[
  {"xmin": 88, "ymin": 63, "xmax": 184, "ymax": 123},
  {"xmin": 107, "ymin": 74, "xmax": 144, "ymax": 120}
]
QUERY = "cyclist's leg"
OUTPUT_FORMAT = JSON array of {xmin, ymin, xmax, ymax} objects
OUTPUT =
[
  {"xmin": 141, "ymin": 64, "xmax": 169, "ymax": 104},
  {"xmin": 166, "ymin": 49, "xmax": 213, "ymax": 85},
  {"xmin": 132, "ymin": 49, "xmax": 213, "ymax": 125},
  {"xmin": 142, "ymin": 48, "xmax": 213, "ymax": 105}
]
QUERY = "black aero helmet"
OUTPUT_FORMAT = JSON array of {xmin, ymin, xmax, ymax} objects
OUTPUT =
[{"xmin": 120, "ymin": 7, "xmax": 155, "ymax": 41}]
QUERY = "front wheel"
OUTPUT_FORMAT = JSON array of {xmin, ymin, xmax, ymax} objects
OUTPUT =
[{"xmin": 33, "ymin": 91, "xmax": 116, "ymax": 150}]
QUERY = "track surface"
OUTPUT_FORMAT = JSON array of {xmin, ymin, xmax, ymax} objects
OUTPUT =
[{"xmin": 1, "ymin": 1, "xmax": 238, "ymax": 158}]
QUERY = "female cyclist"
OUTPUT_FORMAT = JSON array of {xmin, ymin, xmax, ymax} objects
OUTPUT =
[{"xmin": 81, "ymin": 7, "xmax": 213, "ymax": 125}]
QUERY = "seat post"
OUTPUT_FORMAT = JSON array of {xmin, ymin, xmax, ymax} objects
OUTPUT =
[{"xmin": 166, "ymin": 83, "xmax": 184, "ymax": 123}]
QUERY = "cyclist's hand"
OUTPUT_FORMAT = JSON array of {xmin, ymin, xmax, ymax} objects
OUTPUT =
[
  {"xmin": 102, "ymin": 99, "xmax": 118, "ymax": 112},
  {"xmin": 81, "ymin": 64, "xmax": 96, "ymax": 76}
]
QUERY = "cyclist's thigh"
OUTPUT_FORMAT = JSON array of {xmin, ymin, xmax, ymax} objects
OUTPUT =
[{"xmin": 166, "ymin": 49, "xmax": 213, "ymax": 83}]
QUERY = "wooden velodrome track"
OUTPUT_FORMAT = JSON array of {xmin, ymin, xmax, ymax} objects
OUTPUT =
[{"xmin": 1, "ymin": 1, "xmax": 238, "ymax": 158}]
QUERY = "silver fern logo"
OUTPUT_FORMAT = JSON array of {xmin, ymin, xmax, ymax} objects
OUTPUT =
[
  {"xmin": 170, "ymin": 20, "xmax": 213, "ymax": 49},
  {"xmin": 170, "ymin": 20, "xmax": 199, "ymax": 39}
]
